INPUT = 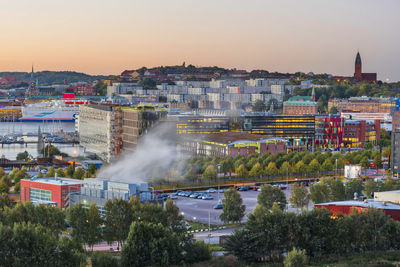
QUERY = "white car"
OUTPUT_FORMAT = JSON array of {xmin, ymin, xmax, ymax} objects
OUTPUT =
[{"xmin": 207, "ymin": 188, "xmax": 216, "ymax": 193}]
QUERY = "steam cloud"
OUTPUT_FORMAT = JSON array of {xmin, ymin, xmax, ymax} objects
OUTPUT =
[{"xmin": 97, "ymin": 124, "xmax": 185, "ymax": 183}]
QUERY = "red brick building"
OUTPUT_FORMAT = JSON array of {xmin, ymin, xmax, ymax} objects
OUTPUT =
[
  {"xmin": 354, "ymin": 52, "xmax": 377, "ymax": 83},
  {"xmin": 20, "ymin": 178, "xmax": 83, "ymax": 209},
  {"xmin": 343, "ymin": 119, "xmax": 380, "ymax": 148}
]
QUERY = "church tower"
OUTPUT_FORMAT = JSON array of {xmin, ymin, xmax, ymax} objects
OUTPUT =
[{"xmin": 354, "ymin": 52, "xmax": 362, "ymax": 80}]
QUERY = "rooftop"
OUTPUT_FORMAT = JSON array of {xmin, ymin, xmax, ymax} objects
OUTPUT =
[
  {"xmin": 187, "ymin": 132, "xmax": 287, "ymax": 145},
  {"xmin": 23, "ymin": 177, "xmax": 83, "ymax": 186},
  {"xmin": 316, "ymin": 200, "xmax": 400, "ymax": 210}
]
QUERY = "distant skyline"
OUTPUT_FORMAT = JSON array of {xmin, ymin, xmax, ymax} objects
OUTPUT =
[{"xmin": 0, "ymin": 0, "xmax": 399, "ymax": 81}]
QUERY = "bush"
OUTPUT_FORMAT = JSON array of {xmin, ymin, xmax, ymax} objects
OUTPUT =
[
  {"xmin": 91, "ymin": 252, "xmax": 119, "ymax": 267},
  {"xmin": 284, "ymin": 247, "xmax": 308, "ymax": 267},
  {"xmin": 184, "ymin": 240, "xmax": 211, "ymax": 264}
]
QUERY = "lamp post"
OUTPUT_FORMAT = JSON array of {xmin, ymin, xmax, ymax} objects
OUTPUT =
[
  {"xmin": 73, "ymin": 150, "xmax": 77, "ymax": 170},
  {"xmin": 335, "ymin": 158, "xmax": 338, "ymax": 176},
  {"xmin": 216, "ymin": 164, "xmax": 222, "ymax": 200}
]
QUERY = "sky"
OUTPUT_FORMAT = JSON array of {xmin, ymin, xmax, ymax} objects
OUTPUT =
[{"xmin": 0, "ymin": 0, "xmax": 399, "ymax": 81}]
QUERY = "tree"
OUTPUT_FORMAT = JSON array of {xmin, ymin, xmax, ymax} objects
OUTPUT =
[
  {"xmin": 308, "ymin": 159, "xmax": 320, "ymax": 174},
  {"xmin": 94, "ymin": 81, "xmax": 107, "ymax": 96},
  {"xmin": 103, "ymin": 199, "xmax": 134, "ymax": 247},
  {"xmin": 221, "ymin": 157, "xmax": 234, "ymax": 176},
  {"xmin": 64, "ymin": 165, "xmax": 74, "ymax": 177},
  {"xmin": 249, "ymin": 162, "xmax": 264, "ymax": 178},
  {"xmin": 88, "ymin": 164, "xmax": 97, "ymax": 176},
  {"xmin": 67, "ymin": 203, "xmax": 87, "ymax": 244},
  {"xmin": 45, "ymin": 167, "xmax": 56, "ymax": 178},
  {"xmin": 85, "ymin": 203, "xmax": 103, "ymax": 251},
  {"xmin": 284, "ymin": 247, "xmax": 308, "ymax": 267},
  {"xmin": 360, "ymin": 156, "xmax": 370, "ymax": 169},
  {"xmin": 309, "ymin": 183, "xmax": 330, "ymax": 204},
  {"xmin": 345, "ymin": 179, "xmax": 363, "ymax": 200},
  {"xmin": 121, "ymin": 221, "xmax": 181, "ymax": 267},
  {"xmin": 203, "ymin": 165, "xmax": 217, "ymax": 181},
  {"xmin": 257, "ymin": 184, "xmax": 287, "ymax": 210},
  {"xmin": 252, "ymin": 100, "xmax": 266, "ymax": 112},
  {"xmin": 16, "ymin": 151, "xmax": 29, "ymax": 161},
  {"xmin": 364, "ymin": 142, "xmax": 374, "ymax": 150},
  {"xmin": 73, "ymin": 168, "xmax": 85, "ymax": 180},
  {"xmin": 138, "ymin": 77, "xmax": 157, "ymax": 89},
  {"xmin": 289, "ymin": 185, "xmax": 310, "ymax": 210},
  {"xmin": 0, "ymin": 193, "xmax": 15, "ymax": 210},
  {"xmin": 37, "ymin": 171, "xmax": 44, "ymax": 178},
  {"xmin": 364, "ymin": 180, "xmax": 378, "ymax": 198},
  {"xmin": 235, "ymin": 164, "xmax": 248, "ymax": 178},
  {"xmin": 220, "ymin": 189, "xmax": 246, "ymax": 224},
  {"xmin": 265, "ymin": 162, "xmax": 279, "ymax": 176},
  {"xmin": 280, "ymin": 161, "xmax": 291, "ymax": 175},
  {"xmin": 329, "ymin": 106, "xmax": 338, "ymax": 114},
  {"xmin": 56, "ymin": 168, "xmax": 65, "ymax": 177},
  {"xmin": 325, "ymin": 178, "xmax": 346, "ymax": 201},
  {"xmin": 373, "ymin": 153, "xmax": 382, "ymax": 169},
  {"xmin": 321, "ymin": 158, "xmax": 333, "ymax": 172},
  {"xmin": 294, "ymin": 160, "xmax": 307, "ymax": 174},
  {"xmin": 40, "ymin": 144, "xmax": 67, "ymax": 158}
]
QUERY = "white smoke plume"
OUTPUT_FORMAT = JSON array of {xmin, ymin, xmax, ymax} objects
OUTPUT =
[{"xmin": 97, "ymin": 124, "xmax": 186, "ymax": 183}]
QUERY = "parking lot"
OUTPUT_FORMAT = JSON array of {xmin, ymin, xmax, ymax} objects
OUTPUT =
[{"xmin": 174, "ymin": 185, "xmax": 314, "ymax": 225}]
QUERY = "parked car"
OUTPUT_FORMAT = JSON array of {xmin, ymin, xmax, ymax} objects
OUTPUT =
[
  {"xmin": 213, "ymin": 202, "xmax": 223, "ymax": 209},
  {"xmin": 169, "ymin": 194, "xmax": 178, "ymax": 200},
  {"xmin": 190, "ymin": 192, "xmax": 201, "ymax": 198},
  {"xmin": 253, "ymin": 186, "xmax": 260, "ymax": 191},
  {"xmin": 207, "ymin": 188, "xmax": 216, "ymax": 193},
  {"xmin": 202, "ymin": 194, "xmax": 213, "ymax": 200},
  {"xmin": 278, "ymin": 184, "xmax": 287, "ymax": 190},
  {"xmin": 218, "ymin": 188, "xmax": 228, "ymax": 193}
]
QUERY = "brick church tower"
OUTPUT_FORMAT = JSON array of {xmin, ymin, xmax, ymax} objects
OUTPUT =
[{"xmin": 354, "ymin": 52, "xmax": 362, "ymax": 80}]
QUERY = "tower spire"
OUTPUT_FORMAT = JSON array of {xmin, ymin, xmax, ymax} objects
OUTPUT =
[{"xmin": 31, "ymin": 64, "xmax": 34, "ymax": 79}]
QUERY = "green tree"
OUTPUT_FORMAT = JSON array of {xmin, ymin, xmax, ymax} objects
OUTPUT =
[
  {"xmin": 249, "ymin": 162, "xmax": 264, "ymax": 177},
  {"xmin": 294, "ymin": 160, "xmax": 307, "ymax": 174},
  {"xmin": 321, "ymin": 158, "xmax": 333, "ymax": 172},
  {"xmin": 138, "ymin": 77, "xmax": 157, "ymax": 89},
  {"xmin": 252, "ymin": 99, "xmax": 266, "ymax": 112},
  {"xmin": 257, "ymin": 184, "xmax": 287, "ymax": 210},
  {"xmin": 16, "ymin": 151, "xmax": 29, "ymax": 161},
  {"xmin": 103, "ymin": 198, "xmax": 134, "ymax": 247},
  {"xmin": 325, "ymin": 178, "xmax": 346, "ymax": 201},
  {"xmin": 67, "ymin": 203, "xmax": 87, "ymax": 244},
  {"xmin": 373, "ymin": 153, "xmax": 382, "ymax": 169},
  {"xmin": 64, "ymin": 165, "xmax": 74, "ymax": 177},
  {"xmin": 308, "ymin": 159, "xmax": 321, "ymax": 174},
  {"xmin": 220, "ymin": 189, "xmax": 246, "ymax": 224},
  {"xmin": 94, "ymin": 81, "xmax": 107, "ymax": 96},
  {"xmin": 121, "ymin": 221, "xmax": 181, "ymax": 267},
  {"xmin": 37, "ymin": 171, "xmax": 44, "ymax": 178},
  {"xmin": 360, "ymin": 156, "xmax": 370, "ymax": 169},
  {"xmin": 235, "ymin": 164, "xmax": 248, "ymax": 178},
  {"xmin": 265, "ymin": 162, "xmax": 279, "ymax": 176},
  {"xmin": 309, "ymin": 183, "xmax": 330, "ymax": 204},
  {"xmin": 203, "ymin": 165, "xmax": 217, "ymax": 180},
  {"xmin": 364, "ymin": 180, "xmax": 378, "ymax": 198},
  {"xmin": 73, "ymin": 167, "xmax": 85, "ymax": 180},
  {"xmin": 45, "ymin": 167, "xmax": 56, "ymax": 178},
  {"xmin": 289, "ymin": 185, "xmax": 310, "ymax": 210},
  {"xmin": 90, "ymin": 251, "xmax": 119, "ymax": 267},
  {"xmin": 86, "ymin": 203, "xmax": 103, "ymax": 251},
  {"xmin": 88, "ymin": 164, "xmax": 97, "ymax": 175},
  {"xmin": 284, "ymin": 247, "xmax": 308, "ymax": 267},
  {"xmin": 382, "ymin": 178, "xmax": 400, "ymax": 191},
  {"xmin": 40, "ymin": 144, "xmax": 67, "ymax": 158},
  {"xmin": 221, "ymin": 157, "xmax": 234, "ymax": 176},
  {"xmin": 345, "ymin": 179, "xmax": 363, "ymax": 200},
  {"xmin": 280, "ymin": 161, "xmax": 292, "ymax": 175},
  {"xmin": 364, "ymin": 142, "xmax": 374, "ymax": 150},
  {"xmin": 329, "ymin": 106, "xmax": 338, "ymax": 114},
  {"xmin": 56, "ymin": 168, "xmax": 65, "ymax": 177}
]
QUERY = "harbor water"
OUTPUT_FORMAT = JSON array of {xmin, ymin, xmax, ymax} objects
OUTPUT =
[{"xmin": 0, "ymin": 121, "xmax": 84, "ymax": 159}]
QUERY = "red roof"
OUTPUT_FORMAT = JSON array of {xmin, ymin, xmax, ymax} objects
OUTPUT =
[{"xmin": 62, "ymin": 93, "xmax": 76, "ymax": 99}]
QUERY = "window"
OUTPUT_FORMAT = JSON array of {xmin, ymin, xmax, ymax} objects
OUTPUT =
[{"xmin": 30, "ymin": 188, "xmax": 52, "ymax": 202}]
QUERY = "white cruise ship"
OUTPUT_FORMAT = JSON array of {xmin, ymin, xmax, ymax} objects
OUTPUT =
[{"xmin": 20, "ymin": 93, "xmax": 88, "ymax": 122}]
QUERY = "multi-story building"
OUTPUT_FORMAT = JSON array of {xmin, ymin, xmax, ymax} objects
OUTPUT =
[
  {"xmin": 343, "ymin": 119, "xmax": 380, "ymax": 148},
  {"xmin": 283, "ymin": 89, "xmax": 317, "ymax": 115},
  {"xmin": 315, "ymin": 115, "xmax": 344, "ymax": 150},
  {"xmin": 391, "ymin": 129, "xmax": 400, "ymax": 176},
  {"xmin": 120, "ymin": 106, "xmax": 167, "ymax": 153},
  {"xmin": 179, "ymin": 132, "xmax": 287, "ymax": 157},
  {"xmin": 20, "ymin": 177, "xmax": 83, "ymax": 209},
  {"xmin": 78, "ymin": 105, "xmax": 119, "ymax": 162},
  {"xmin": 328, "ymin": 96, "xmax": 393, "ymax": 114}
]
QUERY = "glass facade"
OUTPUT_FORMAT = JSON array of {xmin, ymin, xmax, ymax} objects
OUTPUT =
[{"xmin": 30, "ymin": 188, "xmax": 52, "ymax": 202}]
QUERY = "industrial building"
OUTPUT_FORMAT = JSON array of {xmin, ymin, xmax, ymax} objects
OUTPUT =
[
  {"xmin": 20, "ymin": 177, "xmax": 83, "ymax": 209},
  {"xmin": 315, "ymin": 199, "xmax": 400, "ymax": 222},
  {"xmin": 70, "ymin": 178, "xmax": 153, "ymax": 214},
  {"xmin": 343, "ymin": 119, "xmax": 380, "ymax": 148},
  {"xmin": 179, "ymin": 132, "xmax": 287, "ymax": 157}
]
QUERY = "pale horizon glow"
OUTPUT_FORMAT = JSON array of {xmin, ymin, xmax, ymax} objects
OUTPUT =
[{"xmin": 0, "ymin": 0, "xmax": 399, "ymax": 81}]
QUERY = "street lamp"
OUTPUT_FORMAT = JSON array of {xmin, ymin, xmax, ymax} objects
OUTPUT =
[
  {"xmin": 72, "ymin": 150, "xmax": 77, "ymax": 170},
  {"xmin": 335, "ymin": 158, "xmax": 338, "ymax": 176},
  {"xmin": 216, "ymin": 164, "xmax": 222, "ymax": 200}
]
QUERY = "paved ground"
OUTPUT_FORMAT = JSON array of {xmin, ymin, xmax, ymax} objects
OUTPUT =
[{"xmin": 174, "ymin": 185, "xmax": 314, "ymax": 225}]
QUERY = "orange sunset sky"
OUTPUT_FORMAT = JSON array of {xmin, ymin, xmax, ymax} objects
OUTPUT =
[{"xmin": 0, "ymin": 0, "xmax": 399, "ymax": 81}]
